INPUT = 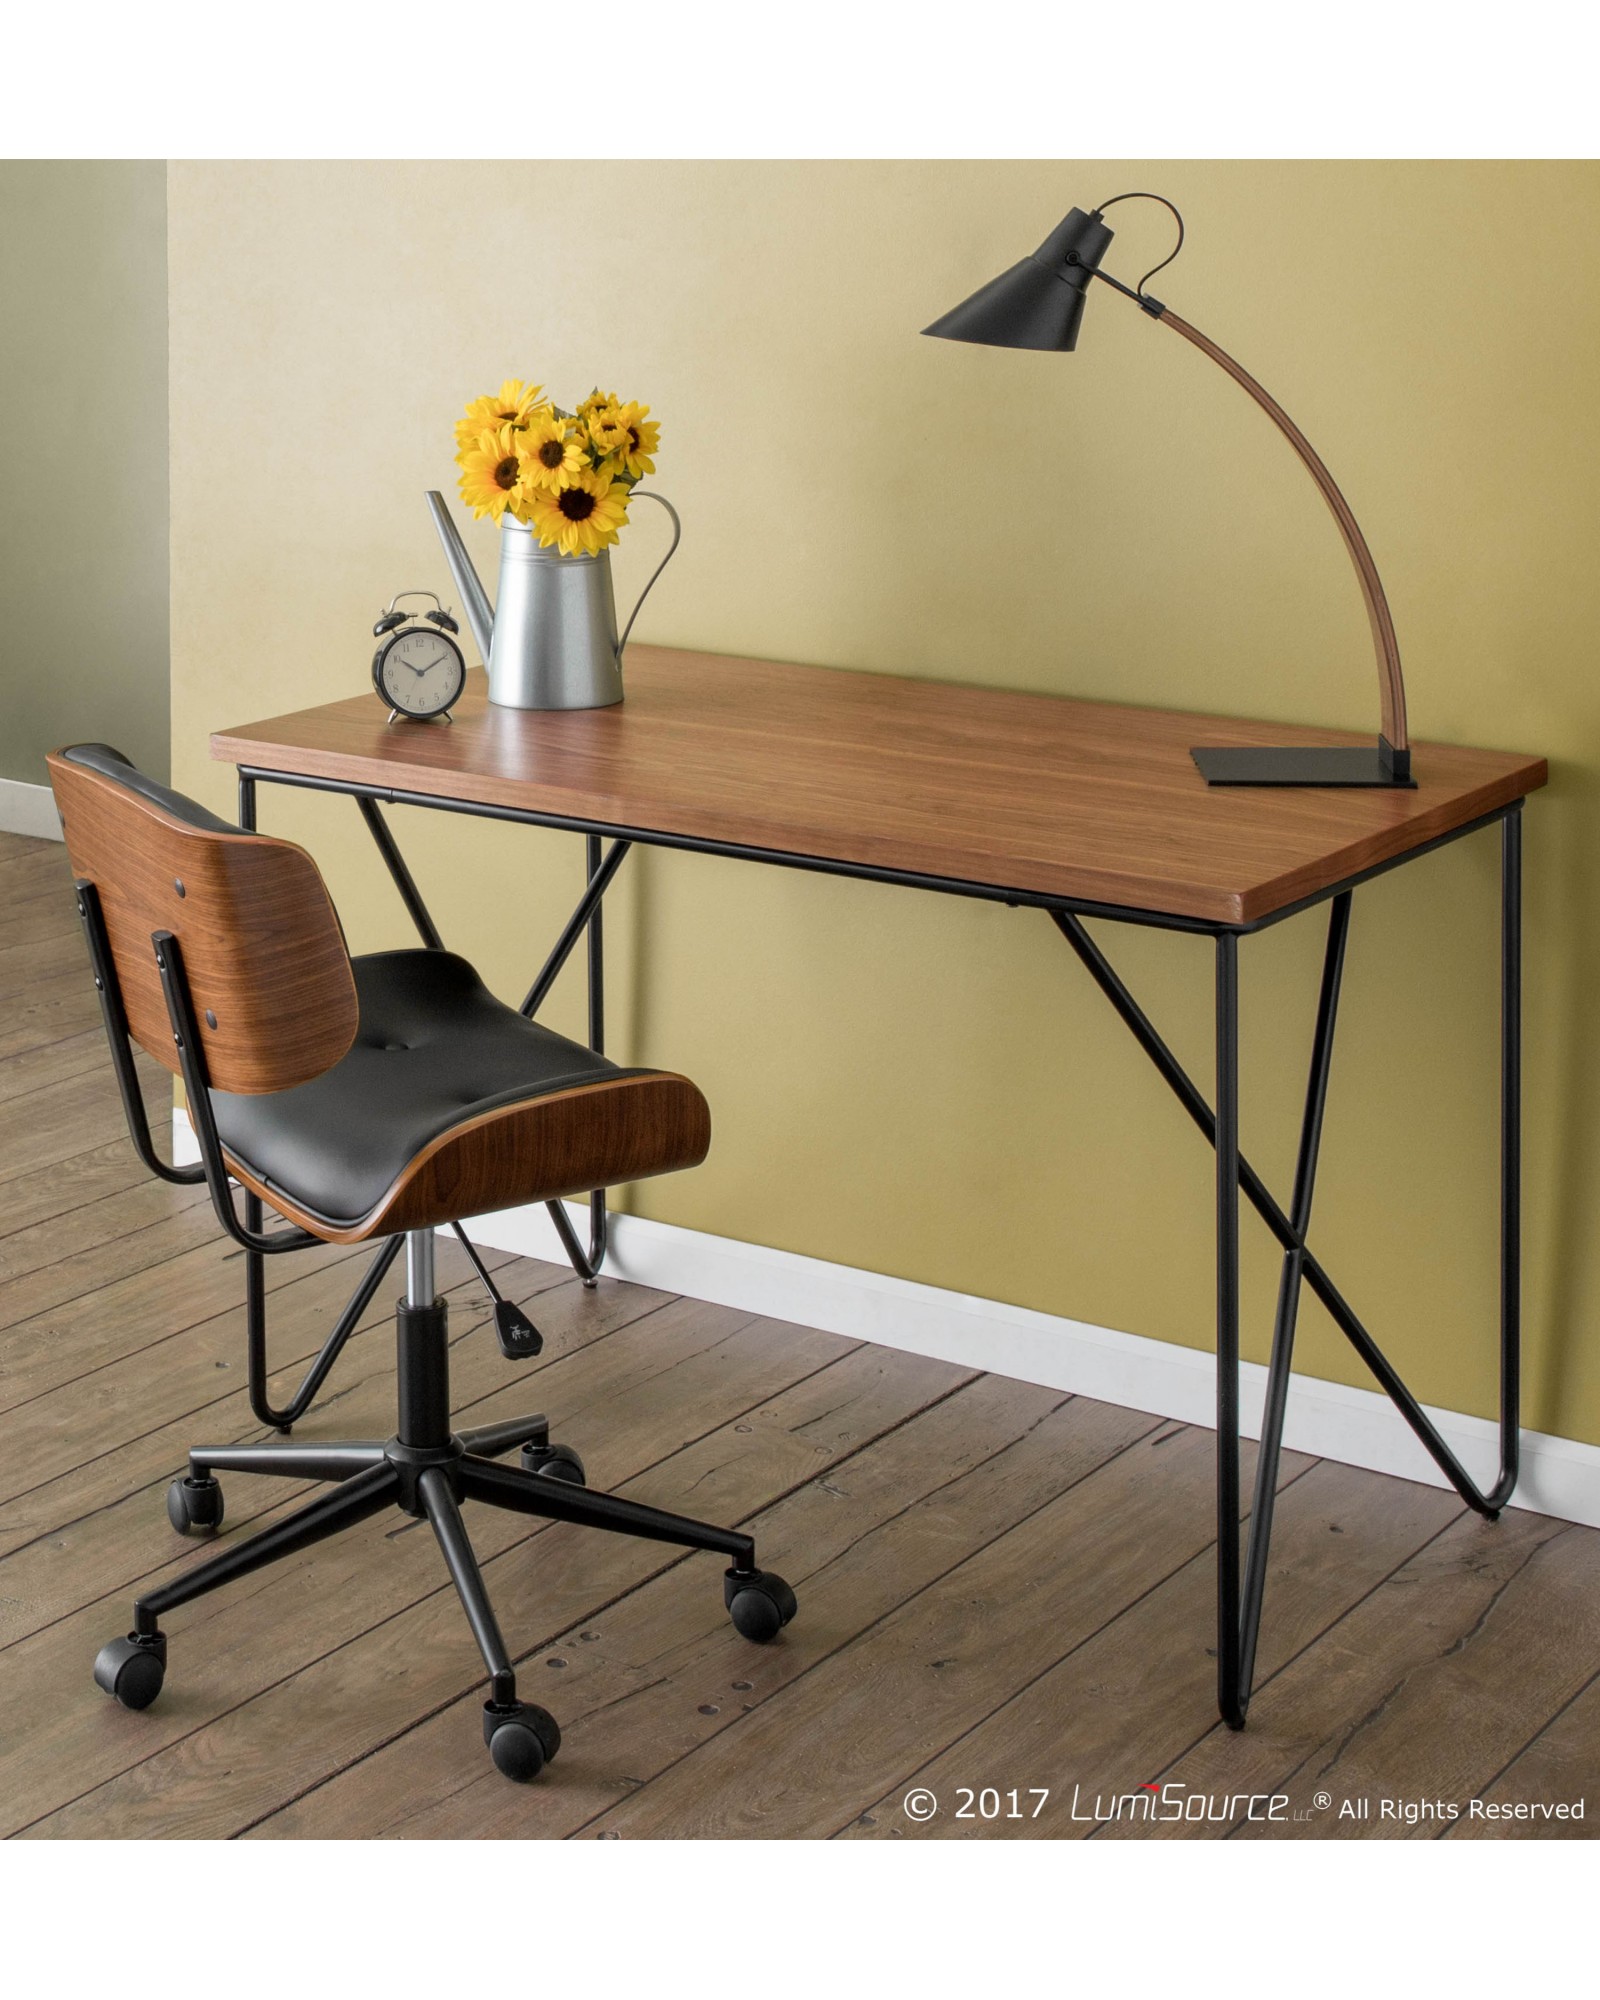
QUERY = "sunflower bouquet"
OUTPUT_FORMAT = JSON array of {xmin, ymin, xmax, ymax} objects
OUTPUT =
[{"xmin": 455, "ymin": 379, "xmax": 660, "ymax": 558}]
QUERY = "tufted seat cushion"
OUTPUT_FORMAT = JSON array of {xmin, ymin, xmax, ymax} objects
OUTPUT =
[{"xmin": 211, "ymin": 949, "xmax": 707, "ymax": 1236}]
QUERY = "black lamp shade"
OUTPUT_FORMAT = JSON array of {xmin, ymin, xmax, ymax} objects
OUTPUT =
[{"xmin": 923, "ymin": 207, "xmax": 1115, "ymax": 351}]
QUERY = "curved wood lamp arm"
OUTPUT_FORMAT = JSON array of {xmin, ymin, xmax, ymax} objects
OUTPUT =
[
  {"xmin": 1084, "ymin": 249, "xmax": 1411, "ymax": 778},
  {"xmin": 1154, "ymin": 307, "xmax": 1408, "ymax": 762}
]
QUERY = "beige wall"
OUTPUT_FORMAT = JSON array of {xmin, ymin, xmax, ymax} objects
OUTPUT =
[
  {"xmin": 0, "ymin": 161, "xmax": 168, "ymax": 783},
  {"xmin": 168, "ymin": 161, "xmax": 1600, "ymax": 1445}
]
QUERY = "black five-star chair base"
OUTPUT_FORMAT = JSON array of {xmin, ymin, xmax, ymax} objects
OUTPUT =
[{"xmin": 93, "ymin": 1242, "xmax": 797, "ymax": 1783}]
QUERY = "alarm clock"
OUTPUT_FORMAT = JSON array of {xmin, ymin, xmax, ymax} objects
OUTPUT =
[{"xmin": 371, "ymin": 592, "xmax": 467, "ymax": 723}]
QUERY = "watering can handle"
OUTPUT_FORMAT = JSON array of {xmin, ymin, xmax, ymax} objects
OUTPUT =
[{"xmin": 616, "ymin": 491, "xmax": 682, "ymax": 661}]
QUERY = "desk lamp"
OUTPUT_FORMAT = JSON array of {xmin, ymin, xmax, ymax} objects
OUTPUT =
[{"xmin": 924, "ymin": 192, "xmax": 1413, "ymax": 787}]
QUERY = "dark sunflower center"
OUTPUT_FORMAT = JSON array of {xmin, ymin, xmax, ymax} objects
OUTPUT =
[
  {"xmin": 538, "ymin": 439, "xmax": 566, "ymax": 468},
  {"xmin": 494, "ymin": 457, "xmax": 520, "ymax": 491},
  {"xmin": 627, "ymin": 426, "xmax": 641, "ymax": 449},
  {"xmin": 558, "ymin": 489, "xmax": 597, "ymax": 522}
]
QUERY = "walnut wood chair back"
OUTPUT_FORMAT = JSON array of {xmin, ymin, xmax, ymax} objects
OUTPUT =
[{"xmin": 48, "ymin": 745, "xmax": 359, "ymax": 1095}]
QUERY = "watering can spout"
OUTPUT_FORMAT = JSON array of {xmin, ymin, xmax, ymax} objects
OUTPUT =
[{"xmin": 425, "ymin": 491, "xmax": 494, "ymax": 663}]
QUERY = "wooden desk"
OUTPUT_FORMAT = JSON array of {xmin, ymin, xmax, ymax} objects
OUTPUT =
[
  {"xmin": 214, "ymin": 643, "xmax": 1545, "ymax": 1729},
  {"xmin": 214, "ymin": 647, "xmax": 1545, "ymax": 929}
]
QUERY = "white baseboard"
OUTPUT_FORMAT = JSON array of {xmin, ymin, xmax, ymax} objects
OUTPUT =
[
  {"xmin": 173, "ymin": 1110, "xmax": 201, "ymax": 1167},
  {"xmin": 171, "ymin": 1111, "xmax": 1600, "ymax": 1530},
  {"xmin": 465, "ymin": 1198, "xmax": 1600, "ymax": 1531},
  {"xmin": 0, "ymin": 777, "xmax": 62, "ymax": 841}
]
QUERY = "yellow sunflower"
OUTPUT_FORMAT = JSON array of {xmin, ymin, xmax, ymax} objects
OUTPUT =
[
  {"xmin": 519, "ymin": 411, "xmax": 587, "ymax": 492},
  {"xmin": 586, "ymin": 400, "xmax": 629, "ymax": 459},
  {"xmin": 526, "ymin": 464, "xmax": 630, "ymax": 557},
  {"xmin": 610, "ymin": 401, "xmax": 660, "ymax": 481},
  {"xmin": 453, "ymin": 378, "xmax": 547, "ymax": 453},
  {"xmin": 457, "ymin": 424, "xmax": 533, "ymax": 524},
  {"xmin": 575, "ymin": 388, "xmax": 618, "ymax": 422}
]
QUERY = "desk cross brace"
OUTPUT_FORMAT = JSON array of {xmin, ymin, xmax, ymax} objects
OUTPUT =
[{"xmin": 239, "ymin": 767, "xmax": 1522, "ymax": 1731}]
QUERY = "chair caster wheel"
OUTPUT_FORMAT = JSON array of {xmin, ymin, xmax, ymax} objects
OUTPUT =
[
  {"xmin": 167, "ymin": 1474, "xmax": 224, "ymax": 1535},
  {"xmin": 93, "ymin": 1631, "xmax": 167, "ymax": 1710},
  {"xmin": 521, "ymin": 1441, "xmax": 586, "ymax": 1486},
  {"xmin": 483, "ymin": 1699, "xmax": 562, "ymax": 1782},
  {"xmin": 724, "ymin": 1567, "xmax": 797, "ymax": 1644}
]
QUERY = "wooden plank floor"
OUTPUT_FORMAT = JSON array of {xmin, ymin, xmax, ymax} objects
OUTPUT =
[{"xmin": 1, "ymin": 824, "xmax": 1596, "ymax": 1840}]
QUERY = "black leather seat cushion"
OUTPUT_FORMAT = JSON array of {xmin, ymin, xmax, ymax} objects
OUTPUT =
[{"xmin": 211, "ymin": 950, "xmax": 641, "ymax": 1229}]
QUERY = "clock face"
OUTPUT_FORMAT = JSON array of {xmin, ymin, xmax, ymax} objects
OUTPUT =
[{"xmin": 379, "ymin": 625, "xmax": 465, "ymax": 716}]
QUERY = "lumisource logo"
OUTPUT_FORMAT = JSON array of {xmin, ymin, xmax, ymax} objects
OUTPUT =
[{"xmin": 1069, "ymin": 1781, "xmax": 1290, "ymax": 1825}]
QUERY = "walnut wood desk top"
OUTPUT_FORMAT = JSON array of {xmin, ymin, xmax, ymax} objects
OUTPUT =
[{"xmin": 212, "ymin": 645, "xmax": 1547, "ymax": 928}]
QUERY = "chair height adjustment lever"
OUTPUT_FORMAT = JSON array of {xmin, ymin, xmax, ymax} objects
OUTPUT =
[{"xmin": 449, "ymin": 1224, "xmax": 544, "ymax": 1360}]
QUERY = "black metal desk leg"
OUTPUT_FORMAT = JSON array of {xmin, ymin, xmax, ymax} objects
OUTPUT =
[
  {"xmin": 545, "ymin": 834, "xmax": 616, "ymax": 1288},
  {"xmin": 1215, "ymin": 932, "xmax": 1244, "ymax": 1728},
  {"xmin": 586, "ymin": 833, "xmax": 609, "ymax": 1278},
  {"xmin": 1498, "ymin": 804, "xmax": 1523, "ymax": 1505}
]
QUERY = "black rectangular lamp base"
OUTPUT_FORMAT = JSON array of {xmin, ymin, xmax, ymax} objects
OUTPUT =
[{"xmin": 1190, "ymin": 743, "xmax": 1416, "ymax": 789}]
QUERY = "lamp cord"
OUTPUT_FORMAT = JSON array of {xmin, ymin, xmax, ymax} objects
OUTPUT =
[{"xmin": 1093, "ymin": 191, "xmax": 1185, "ymax": 299}]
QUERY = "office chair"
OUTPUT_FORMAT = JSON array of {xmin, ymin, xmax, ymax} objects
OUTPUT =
[{"xmin": 48, "ymin": 745, "xmax": 796, "ymax": 1782}]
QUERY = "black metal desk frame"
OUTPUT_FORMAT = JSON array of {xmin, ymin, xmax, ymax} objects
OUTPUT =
[{"xmin": 233, "ymin": 761, "xmax": 1522, "ymax": 1730}]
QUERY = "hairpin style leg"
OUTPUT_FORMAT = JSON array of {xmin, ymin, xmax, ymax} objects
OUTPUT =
[
  {"xmin": 1050, "ymin": 806, "xmax": 1523, "ymax": 1727},
  {"xmin": 1311, "ymin": 806, "xmax": 1518, "ymax": 1494}
]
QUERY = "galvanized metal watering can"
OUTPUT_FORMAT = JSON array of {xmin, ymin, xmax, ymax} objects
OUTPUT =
[{"xmin": 425, "ymin": 488, "xmax": 680, "ymax": 711}]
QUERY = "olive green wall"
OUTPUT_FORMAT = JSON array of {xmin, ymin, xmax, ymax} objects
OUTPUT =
[
  {"xmin": 0, "ymin": 161, "xmax": 169, "ymax": 785},
  {"xmin": 167, "ymin": 161, "xmax": 1600, "ymax": 1446}
]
